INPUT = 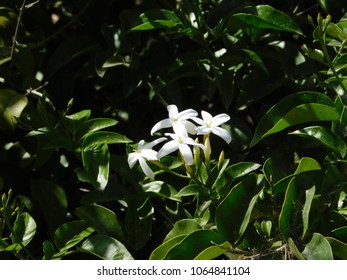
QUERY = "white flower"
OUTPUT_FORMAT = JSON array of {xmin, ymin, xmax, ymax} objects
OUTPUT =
[
  {"xmin": 192, "ymin": 111, "xmax": 231, "ymax": 143},
  {"xmin": 158, "ymin": 132, "xmax": 205, "ymax": 165},
  {"xmin": 151, "ymin": 104, "xmax": 198, "ymax": 136},
  {"xmin": 128, "ymin": 138, "xmax": 166, "ymax": 179}
]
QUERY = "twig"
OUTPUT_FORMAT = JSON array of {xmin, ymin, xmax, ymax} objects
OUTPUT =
[{"xmin": 10, "ymin": 0, "xmax": 40, "ymax": 60}]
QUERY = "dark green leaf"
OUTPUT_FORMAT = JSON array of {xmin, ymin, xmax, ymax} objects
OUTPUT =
[
  {"xmin": 42, "ymin": 240, "xmax": 58, "ymax": 260},
  {"xmin": 216, "ymin": 173, "xmax": 263, "ymax": 244},
  {"xmin": 142, "ymin": 181, "xmax": 180, "ymax": 201},
  {"xmin": 149, "ymin": 235, "xmax": 186, "ymax": 260},
  {"xmin": 291, "ymin": 126, "xmax": 347, "ymax": 158},
  {"xmin": 12, "ymin": 212, "xmax": 36, "ymax": 247},
  {"xmin": 131, "ymin": 9, "xmax": 183, "ymax": 31},
  {"xmin": 233, "ymin": 5, "xmax": 303, "ymax": 35},
  {"xmin": 82, "ymin": 131, "xmax": 132, "ymax": 150},
  {"xmin": 164, "ymin": 230, "xmax": 224, "ymax": 260},
  {"xmin": 54, "ymin": 220, "xmax": 94, "ymax": 252},
  {"xmin": 80, "ymin": 235, "xmax": 133, "ymax": 260},
  {"xmin": 326, "ymin": 237, "xmax": 347, "ymax": 259},
  {"xmin": 302, "ymin": 233, "xmax": 334, "ymax": 260},
  {"xmin": 164, "ymin": 219, "xmax": 202, "ymax": 242},
  {"xmin": 82, "ymin": 143, "xmax": 110, "ymax": 191},
  {"xmin": 194, "ymin": 241, "xmax": 231, "ymax": 260},
  {"xmin": 251, "ymin": 92, "xmax": 340, "ymax": 146},
  {"xmin": 30, "ymin": 179, "xmax": 68, "ymax": 236},
  {"xmin": 125, "ymin": 198, "xmax": 153, "ymax": 250},
  {"xmin": 75, "ymin": 204, "xmax": 125, "ymax": 242}
]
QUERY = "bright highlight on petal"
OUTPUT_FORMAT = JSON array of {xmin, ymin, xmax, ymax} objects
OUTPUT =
[
  {"xmin": 192, "ymin": 110, "xmax": 231, "ymax": 143},
  {"xmin": 151, "ymin": 105, "xmax": 198, "ymax": 135},
  {"xmin": 127, "ymin": 138, "xmax": 166, "ymax": 179}
]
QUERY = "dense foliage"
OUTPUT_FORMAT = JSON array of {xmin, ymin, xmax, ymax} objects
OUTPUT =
[{"xmin": 0, "ymin": 0, "xmax": 346, "ymax": 260}]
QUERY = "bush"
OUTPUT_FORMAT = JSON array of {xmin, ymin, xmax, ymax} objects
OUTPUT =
[{"xmin": 0, "ymin": 0, "xmax": 346, "ymax": 260}]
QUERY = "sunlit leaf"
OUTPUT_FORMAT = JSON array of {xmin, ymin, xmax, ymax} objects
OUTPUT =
[
  {"xmin": 12, "ymin": 212, "xmax": 36, "ymax": 247},
  {"xmin": 302, "ymin": 233, "xmax": 334, "ymax": 260},
  {"xmin": 251, "ymin": 92, "xmax": 340, "ymax": 146},
  {"xmin": 80, "ymin": 235, "xmax": 133, "ymax": 260}
]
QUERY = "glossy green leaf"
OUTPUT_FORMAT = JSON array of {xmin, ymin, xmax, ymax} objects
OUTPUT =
[
  {"xmin": 302, "ymin": 186, "xmax": 316, "ymax": 239},
  {"xmin": 234, "ymin": 5, "xmax": 303, "ymax": 35},
  {"xmin": 251, "ymin": 92, "xmax": 340, "ymax": 146},
  {"xmin": 42, "ymin": 240, "xmax": 58, "ymax": 260},
  {"xmin": 12, "ymin": 212, "xmax": 36, "ymax": 247},
  {"xmin": 82, "ymin": 131, "xmax": 132, "ymax": 150},
  {"xmin": 30, "ymin": 179, "xmax": 67, "ymax": 236},
  {"xmin": 54, "ymin": 220, "xmax": 94, "ymax": 252},
  {"xmin": 216, "ymin": 173, "xmax": 263, "ymax": 244},
  {"xmin": 77, "ymin": 118, "xmax": 118, "ymax": 139},
  {"xmin": 0, "ymin": 89, "xmax": 28, "ymax": 131},
  {"xmin": 302, "ymin": 233, "xmax": 334, "ymax": 260},
  {"xmin": 149, "ymin": 235, "xmax": 186, "ymax": 260},
  {"xmin": 326, "ymin": 22, "xmax": 346, "ymax": 42},
  {"xmin": 131, "ymin": 9, "xmax": 183, "ymax": 31},
  {"xmin": 290, "ymin": 126, "xmax": 347, "ymax": 158},
  {"xmin": 317, "ymin": 0, "xmax": 330, "ymax": 13},
  {"xmin": 80, "ymin": 235, "xmax": 133, "ymax": 260},
  {"xmin": 331, "ymin": 226, "xmax": 347, "ymax": 243},
  {"xmin": 325, "ymin": 237, "xmax": 347, "ymax": 259},
  {"xmin": 194, "ymin": 243, "xmax": 229, "ymax": 260},
  {"xmin": 142, "ymin": 181, "xmax": 180, "ymax": 201},
  {"xmin": 164, "ymin": 219, "xmax": 202, "ymax": 242},
  {"xmin": 75, "ymin": 204, "xmax": 125, "ymax": 242},
  {"xmin": 279, "ymin": 175, "xmax": 315, "ymax": 239},
  {"xmin": 65, "ymin": 109, "xmax": 91, "ymax": 122},
  {"xmin": 164, "ymin": 230, "xmax": 224, "ymax": 260},
  {"xmin": 82, "ymin": 143, "xmax": 110, "ymax": 191},
  {"xmin": 294, "ymin": 157, "xmax": 321, "ymax": 174}
]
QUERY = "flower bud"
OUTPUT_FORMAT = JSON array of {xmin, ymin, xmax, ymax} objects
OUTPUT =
[{"xmin": 218, "ymin": 150, "xmax": 225, "ymax": 169}]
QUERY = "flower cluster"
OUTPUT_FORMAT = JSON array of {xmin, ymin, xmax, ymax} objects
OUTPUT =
[{"xmin": 128, "ymin": 105, "xmax": 231, "ymax": 179}]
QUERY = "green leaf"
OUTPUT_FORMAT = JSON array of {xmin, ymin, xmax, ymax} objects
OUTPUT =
[
  {"xmin": 0, "ymin": 89, "xmax": 28, "ymax": 131},
  {"xmin": 30, "ymin": 179, "xmax": 68, "ymax": 236},
  {"xmin": 288, "ymin": 238, "xmax": 305, "ymax": 260},
  {"xmin": 42, "ymin": 240, "xmax": 58, "ymax": 260},
  {"xmin": 142, "ymin": 181, "xmax": 180, "ymax": 201},
  {"xmin": 216, "ymin": 173, "xmax": 263, "ymax": 244},
  {"xmin": 325, "ymin": 237, "xmax": 347, "ymax": 259},
  {"xmin": 131, "ymin": 9, "xmax": 183, "ymax": 31},
  {"xmin": 164, "ymin": 230, "xmax": 224, "ymax": 260},
  {"xmin": 125, "ymin": 198, "xmax": 153, "ymax": 250},
  {"xmin": 302, "ymin": 186, "xmax": 316, "ymax": 239},
  {"xmin": 80, "ymin": 235, "xmax": 133, "ymax": 260},
  {"xmin": 251, "ymin": 92, "xmax": 340, "ymax": 146},
  {"xmin": 54, "ymin": 220, "xmax": 95, "ymax": 252},
  {"xmin": 75, "ymin": 204, "xmax": 125, "ymax": 242},
  {"xmin": 233, "ymin": 5, "xmax": 303, "ymax": 35},
  {"xmin": 12, "ymin": 212, "xmax": 36, "ymax": 247},
  {"xmin": 294, "ymin": 157, "xmax": 321, "ymax": 174},
  {"xmin": 290, "ymin": 126, "xmax": 347, "ymax": 158},
  {"xmin": 164, "ymin": 219, "xmax": 202, "ymax": 242},
  {"xmin": 302, "ymin": 233, "xmax": 334, "ymax": 260},
  {"xmin": 75, "ymin": 118, "xmax": 118, "ymax": 139},
  {"xmin": 194, "ymin": 242, "xmax": 231, "ymax": 260},
  {"xmin": 82, "ymin": 131, "xmax": 132, "ymax": 150},
  {"xmin": 149, "ymin": 235, "xmax": 186, "ymax": 260},
  {"xmin": 82, "ymin": 143, "xmax": 110, "ymax": 191}
]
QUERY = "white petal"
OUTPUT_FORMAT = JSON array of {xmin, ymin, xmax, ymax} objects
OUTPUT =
[
  {"xmin": 138, "ymin": 157, "xmax": 155, "ymax": 179},
  {"xmin": 157, "ymin": 140, "xmax": 179, "ymax": 159},
  {"xmin": 151, "ymin": 118, "xmax": 172, "ymax": 135},
  {"xmin": 197, "ymin": 126, "xmax": 211, "ymax": 135},
  {"xmin": 127, "ymin": 153, "xmax": 139, "ymax": 168},
  {"xmin": 211, "ymin": 127, "xmax": 232, "ymax": 144},
  {"xmin": 143, "ymin": 137, "xmax": 167, "ymax": 149},
  {"xmin": 140, "ymin": 149, "xmax": 158, "ymax": 161},
  {"xmin": 190, "ymin": 117, "xmax": 205, "ymax": 126},
  {"xmin": 177, "ymin": 108, "xmax": 198, "ymax": 120},
  {"xmin": 172, "ymin": 122, "xmax": 188, "ymax": 136},
  {"xmin": 201, "ymin": 110, "xmax": 213, "ymax": 123},
  {"xmin": 212, "ymin": 113, "xmax": 230, "ymax": 127},
  {"xmin": 182, "ymin": 120, "xmax": 198, "ymax": 134},
  {"xmin": 167, "ymin": 105, "xmax": 178, "ymax": 119},
  {"xmin": 179, "ymin": 144, "xmax": 194, "ymax": 165}
]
